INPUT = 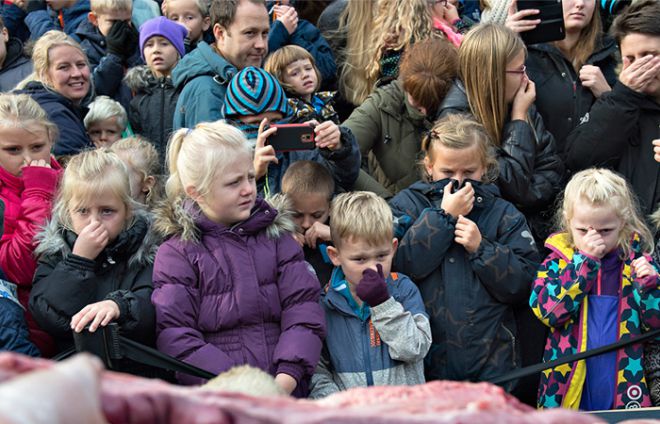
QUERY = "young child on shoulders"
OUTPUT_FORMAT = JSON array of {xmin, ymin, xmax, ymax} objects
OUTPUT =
[
  {"xmin": 265, "ymin": 45, "xmax": 339, "ymax": 124},
  {"xmin": 0, "ymin": 93, "xmax": 62, "ymax": 357},
  {"xmin": 310, "ymin": 191, "xmax": 431, "ymax": 399},
  {"xmin": 124, "ymin": 16, "xmax": 187, "ymax": 165},
  {"xmin": 162, "ymin": 0, "xmax": 211, "ymax": 53},
  {"xmin": 152, "ymin": 120, "xmax": 325, "ymax": 396},
  {"xmin": 223, "ymin": 66, "xmax": 360, "ymax": 197},
  {"xmin": 530, "ymin": 168, "xmax": 660, "ymax": 410},
  {"xmin": 280, "ymin": 160, "xmax": 334, "ymax": 287},
  {"xmin": 389, "ymin": 114, "xmax": 539, "ymax": 389},
  {"xmin": 84, "ymin": 95, "xmax": 129, "ymax": 148},
  {"xmin": 111, "ymin": 136, "xmax": 162, "ymax": 211},
  {"xmin": 28, "ymin": 149, "xmax": 157, "ymax": 364}
]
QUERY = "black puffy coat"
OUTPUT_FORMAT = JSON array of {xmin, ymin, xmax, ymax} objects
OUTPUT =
[
  {"xmin": 29, "ymin": 210, "xmax": 157, "ymax": 355},
  {"xmin": 124, "ymin": 66, "xmax": 180, "ymax": 170},
  {"xmin": 566, "ymin": 82, "xmax": 660, "ymax": 217},
  {"xmin": 438, "ymin": 80, "xmax": 565, "ymax": 242},
  {"xmin": 526, "ymin": 35, "xmax": 618, "ymax": 161}
]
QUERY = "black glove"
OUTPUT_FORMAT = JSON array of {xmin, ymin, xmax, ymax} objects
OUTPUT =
[
  {"xmin": 25, "ymin": 0, "xmax": 47, "ymax": 13},
  {"xmin": 105, "ymin": 20, "xmax": 139, "ymax": 62}
]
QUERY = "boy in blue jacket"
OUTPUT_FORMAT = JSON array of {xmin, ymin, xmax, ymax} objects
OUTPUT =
[
  {"xmin": 23, "ymin": 0, "xmax": 89, "ymax": 41},
  {"xmin": 309, "ymin": 191, "xmax": 431, "ymax": 398}
]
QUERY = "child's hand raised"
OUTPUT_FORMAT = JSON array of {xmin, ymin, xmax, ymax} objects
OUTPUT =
[
  {"xmin": 653, "ymin": 139, "xmax": 660, "ymax": 163},
  {"xmin": 304, "ymin": 222, "xmax": 331, "ymax": 249},
  {"xmin": 577, "ymin": 227, "xmax": 607, "ymax": 259},
  {"xmin": 309, "ymin": 120, "xmax": 342, "ymax": 151},
  {"xmin": 455, "ymin": 215, "xmax": 482, "ymax": 253},
  {"xmin": 631, "ymin": 257, "xmax": 658, "ymax": 279},
  {"xmin": 356, "ymin": 264, "xmax": 390, "ymax": 307},
  {"xmin": 255, "ymin": 118, "xmax": 279, "ymax": 180},
  {"xmin": 70, "ymin": 300, "xmax": 120, "ymax": 333},
  {"xmin": 72, "ymin": 219, "xmax": 109, "ymax": 260},
  {"xmin": 440, "ymin": 181, "xmax": 474, "ymax": 218}
]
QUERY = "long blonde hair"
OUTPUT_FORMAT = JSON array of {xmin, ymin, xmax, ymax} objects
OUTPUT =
[
  {"xmin": 459, "ymin": 24, "xmax": 525, "ymax": 146},
  {"xmin": 363, "ymin": 0, "xmax": 434, "ymax": 101},
  {"xmin": 558, "ymin": 168, "xmax": 654, "ymax": 258},
  {"xmin": 335, "ymin": 0, "xmax": 378, "ymax": 106},
  {"xmin": 157, "ymin": 121, "xmax": 251, "ymax": 241}
]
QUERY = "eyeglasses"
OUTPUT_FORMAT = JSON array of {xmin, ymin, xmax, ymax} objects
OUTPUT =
[
  {"xmin": 428, "ymin": 0, "xmax": 448, "ymax": 6},
  {"xmin": 506, "ymin": 65, "xmax": 526, "ymax": 75}
]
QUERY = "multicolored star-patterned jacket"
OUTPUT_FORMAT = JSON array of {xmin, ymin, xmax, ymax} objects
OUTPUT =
[{"xmin": 530, "ymin": 232, "xmax": 660, "ymax": 409}]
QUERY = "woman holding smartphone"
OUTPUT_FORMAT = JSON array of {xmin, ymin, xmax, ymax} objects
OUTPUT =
[{"xmin": 506, "ymin": 0, "xmax": 618, "ymax": 163}]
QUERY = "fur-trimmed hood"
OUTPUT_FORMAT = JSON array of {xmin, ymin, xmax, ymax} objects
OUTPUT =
[
  {"xmin": 35, "ymin": 207, "xmax": 160, "ymax": 269},
  {"xmin": 123, "ymin": 65, "xmax": 175, "ymax": 94},
  {"xmin": 154, "ymin": 196, "xmax": 297, "ymax": 242}
]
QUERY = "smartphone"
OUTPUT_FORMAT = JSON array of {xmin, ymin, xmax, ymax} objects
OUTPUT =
[
  {"xmin": 267, "ymin": 124, "xmax": 316, "ymax": 152},
  {"xmin": 518, "ymin": 0, "xmax": 565, "ymax": 45}
]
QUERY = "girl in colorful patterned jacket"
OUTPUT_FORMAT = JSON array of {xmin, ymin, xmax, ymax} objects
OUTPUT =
[
  {"xmin": 151, "ymin": 120, "xmax": 325, "ymax": 396},
  {"xmin": 0, "ymin": 93, "xmax": 62, "ymax": 357},
  {"xmin": 265, "ymin": 45, "xmax": 339, "ymax": 125},
  {"xmin": 530, "ymin": 168, "xmax": 660, "ymax": 410}
]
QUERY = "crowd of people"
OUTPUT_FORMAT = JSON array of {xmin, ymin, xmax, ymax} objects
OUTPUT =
[{"xmin": 0, "ymin": 0, "xmax": 659, "ymax": 412}]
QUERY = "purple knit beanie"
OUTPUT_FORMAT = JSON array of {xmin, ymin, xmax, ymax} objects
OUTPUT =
[{"xmin": 139, "ymin": 16, "xmax": 188, "ymax": 59}]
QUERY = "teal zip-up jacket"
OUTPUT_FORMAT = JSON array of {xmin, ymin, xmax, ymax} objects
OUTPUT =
[
  {"xmin": 172, "ymin": 41, "xmax": 237, "ymax": 130},
  {"xmin": 309, "ymin": 267, "xmax": 431, "ymax": 398}
]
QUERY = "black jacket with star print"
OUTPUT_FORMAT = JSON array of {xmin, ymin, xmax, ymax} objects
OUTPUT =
[{"xmin": 389, "ymin": 178, "xmax": 539, "ymax": 390}]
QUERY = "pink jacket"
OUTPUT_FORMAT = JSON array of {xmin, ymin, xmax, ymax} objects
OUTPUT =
[{"xmin": 0, "ymin": 157, "xmax": 61, "ymax": 356}]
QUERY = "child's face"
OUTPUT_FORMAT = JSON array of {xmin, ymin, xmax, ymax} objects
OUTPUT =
[
  {"xmin": 0, "ymin": 27, "xmax": 8, "ymax": 69},
  {"xmin": 283, "ymin": 59, "xmax": 318, "ymax": 100},
  {"xmin": 88, "ymin": 118, "xmax": 123, "ymax": 148},
  {"xmin": 328, "ymin": 237, "xmax": 398, "ymax": 286},
  {"xmin": 88, "ymin": 10, "xmax": 133, "ymax": 37},
  {"xmin": 166, "ymin": 0, "xmax": 210, "ymax": 42},
  {"xmin": 191, "ymin": 151, "xmax": 256, "ymax": 226},
  {"xmin": 424, "ymin": 143, "xmax": 485, "ymax": 184},
  {"xmin": 46, "ymin": 0, "xmax": 76, "ymax": 11},
  {"xmin": 568, "ymin": 198, "xmax": 624, "ymax": 256},
  {"xmin": 47, "ymin": 46, "xmax": 90, "ymax": 104},
  {"xmin": 70, "ymin": 190, "xmax": 128, "ymax": 243},
  {"xmin": 143, "ymin": 36, "xmax": 180, "ymax": 78},
  {"xmin": 0, "ymin": 125, "xmax": 51, "ymax": 177},
  {"xmin": 288, "ymin": 192, "xmax": 330, "ymax": 233},
  {"xmin": 237, "ymin": 111, "xmax": 283, "ymax": 125}
]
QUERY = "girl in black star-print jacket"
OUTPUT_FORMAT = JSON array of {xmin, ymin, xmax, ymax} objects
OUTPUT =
[{"xmin": 389, "ymin": 114, "xmax": 539, "ymax": 391}]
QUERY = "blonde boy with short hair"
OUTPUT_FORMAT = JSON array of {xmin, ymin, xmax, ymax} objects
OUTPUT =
[{"xmin": 310, "ymin": 191, "xmax": 432, "ymax": 398}]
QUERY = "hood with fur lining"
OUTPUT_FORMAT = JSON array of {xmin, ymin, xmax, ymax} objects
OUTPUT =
[
  {"xmin": 154, "ymin": 195, "xmax": 296, "ymax": 242},
  {"xmin": 35, "ymin": 207, "xmax": 160, "ymax": 269}
]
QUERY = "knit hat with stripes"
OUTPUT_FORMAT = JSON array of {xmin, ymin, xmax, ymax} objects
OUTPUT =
[{"xmin": 224, "ymin": 66, "xmax": 290, "ymax": 118}]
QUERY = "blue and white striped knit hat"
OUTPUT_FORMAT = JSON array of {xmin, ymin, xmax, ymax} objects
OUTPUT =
[{"xmin": 224, "ymin": 66, "xmax": 290, "ymax": 118}]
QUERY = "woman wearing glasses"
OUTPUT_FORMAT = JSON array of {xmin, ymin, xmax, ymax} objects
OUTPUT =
[
  {"xmin": 507, "ymin": 0, "xmax": 618, "ymax": 162},
  {"xmin": 439, "ymin": 23, "xmax": 564, "ymax": 244}
]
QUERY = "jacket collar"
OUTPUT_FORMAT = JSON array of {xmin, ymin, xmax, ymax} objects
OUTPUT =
[{"xmin": 35, "ymin": 207, "xmax": 158, "ymax": 269}]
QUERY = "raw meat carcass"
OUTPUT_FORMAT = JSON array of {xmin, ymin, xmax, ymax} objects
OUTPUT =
[{"xmin": 0, "ymin": 353, "xmax": 605, "ymax": 424}]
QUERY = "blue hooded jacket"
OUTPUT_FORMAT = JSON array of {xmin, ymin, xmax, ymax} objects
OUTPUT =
[
  {"xmin": 172, "ymin": 41, "xmax": 237, "ymax": 130},
  {"xmin": 24, "ymin": 0, "xmax": 90, "ymax": 42}
]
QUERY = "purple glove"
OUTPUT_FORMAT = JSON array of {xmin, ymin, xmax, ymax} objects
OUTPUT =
[{"xmin": 356, "ymin": 264, "xmax": 390, "ymax": 307}]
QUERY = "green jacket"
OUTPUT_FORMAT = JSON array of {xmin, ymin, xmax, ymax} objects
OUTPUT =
[{"xmin": 343, "ymin": 80, "xmax": 432, "ymax": 198}]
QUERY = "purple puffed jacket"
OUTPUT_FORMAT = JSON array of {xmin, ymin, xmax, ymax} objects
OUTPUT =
[{"xmin": 152, "ymin": 198, "xmax": 325, "ymax": 396}]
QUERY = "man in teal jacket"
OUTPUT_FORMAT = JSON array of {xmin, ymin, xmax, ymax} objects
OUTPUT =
[{"xmin": 172, "ymin": 0, "xmax": 270, "ymax": 129}]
